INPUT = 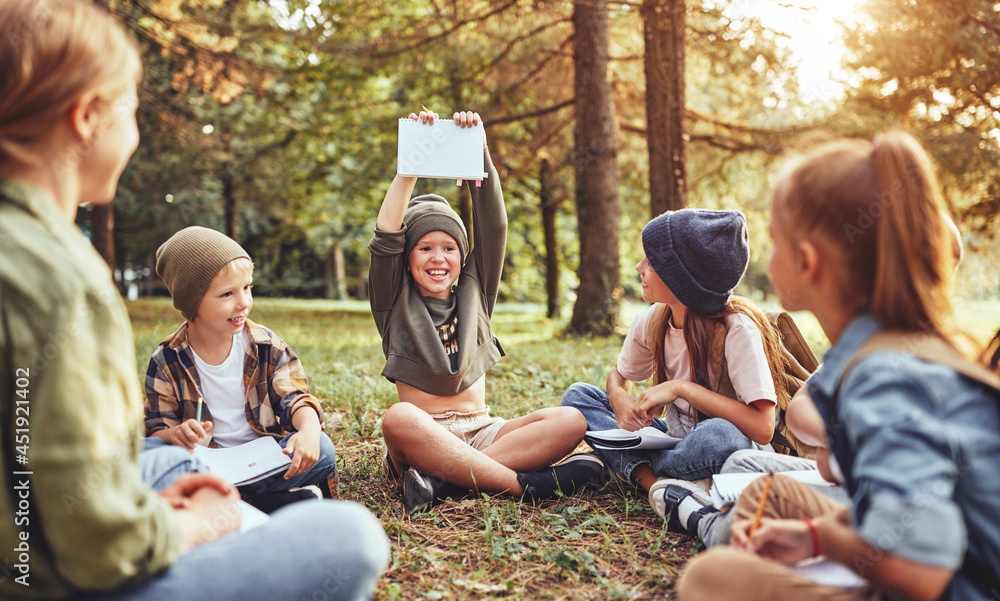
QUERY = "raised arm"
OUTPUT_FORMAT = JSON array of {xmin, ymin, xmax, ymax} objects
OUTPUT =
[
  {"xmin": 459, "ymin": 111, "xmax": 507, "ymax": 307},
  {"xmin": 374, "ymin": 109, "xmax": 436, "ymax": 231},
  {"xmin": 376, "ymin": 174, "xmax": 418, "ymax": 232}
]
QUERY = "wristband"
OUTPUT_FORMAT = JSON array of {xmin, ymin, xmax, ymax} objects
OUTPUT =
[{"xmin": 804, "ymin": 518, "xmax": 823, "ymax": 558}]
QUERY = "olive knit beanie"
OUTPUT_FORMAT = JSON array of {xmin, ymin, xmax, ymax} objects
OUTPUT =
[
  {"xmin": 402, "ymin": 194, "xmax": 470, "ymax": 265},
  {"xmin": 155, "ymin": 226, "xmax": 252, "ymax": 321},
  {"xmin": 641, "ymin": 209, "xmax": 749, "ymax": 315}
]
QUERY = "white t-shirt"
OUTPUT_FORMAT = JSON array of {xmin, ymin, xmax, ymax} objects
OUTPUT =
[
  {"xmin": 191, "ymin": 329, "xmax": 260, "ymax": 447},
  {"xmin": 616, "ymin": 305, "xmax": 777, "ymax": 417}
]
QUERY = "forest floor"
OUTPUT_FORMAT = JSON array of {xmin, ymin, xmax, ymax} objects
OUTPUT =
[{"xmin": 126, "ymin": 296, "xmax": 1000, "ymax": 599}]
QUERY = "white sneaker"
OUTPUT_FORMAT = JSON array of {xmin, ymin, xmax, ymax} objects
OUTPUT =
[
  {"xmin": 648, "ymin": 478, "xmax": 715, "ymax": 532},
  {"xmin": 288, "ymin": 485, "xmax": 323, "ymax": 500}
]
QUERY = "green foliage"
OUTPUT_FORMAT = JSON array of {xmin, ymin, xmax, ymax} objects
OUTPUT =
[
  {"xmin": 105, "ymin": 0, "xmax": 823, "ymax": 306},
  {"xmin": 104, "ymin": 0, "xmax": 1000, "ymax": 309}
]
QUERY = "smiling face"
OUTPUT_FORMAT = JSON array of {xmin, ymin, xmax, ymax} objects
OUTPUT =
[
  {"xmin": 191, "ymin": 259, "xmax": 254, "ymax": 339},
  {"xmin": 407, "ymin": 231, "xmax": 461, "ymax": 299},
  {"xmin": 636, "ymin": 255, "xmax": 678, "ymax": 306}
]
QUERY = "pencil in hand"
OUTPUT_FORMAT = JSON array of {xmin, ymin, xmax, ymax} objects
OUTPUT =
[{"xmin": 748, "ymin": 472, "xmax": 775, "ymax": 539}]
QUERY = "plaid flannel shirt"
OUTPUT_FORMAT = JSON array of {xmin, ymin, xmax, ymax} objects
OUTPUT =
[{"xmin": 143, "ymin": 319, "xmax": 324, "ymax": 443}]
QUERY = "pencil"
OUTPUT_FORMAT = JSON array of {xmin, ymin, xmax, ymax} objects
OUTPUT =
[
  {"xmin": 748, "ymin": 472, "xmax": 775, "ymax": 538},
  {"xmin": 195, "ymin": 398, "xmax": 203, "ymax": 423},
  {"xmin": 421, "ymin": 104, "xmax": 431, "ymax": 114}
]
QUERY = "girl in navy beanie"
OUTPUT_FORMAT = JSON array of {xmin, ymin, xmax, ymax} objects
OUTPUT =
[{"xmin": 562, "ymin": 208, "xmax": 790, "ymax": 533}]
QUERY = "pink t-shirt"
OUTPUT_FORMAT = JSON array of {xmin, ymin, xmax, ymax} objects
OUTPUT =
[{"xmin": 616, "ymin": 305, "xmax": 777, "ymax": 417}]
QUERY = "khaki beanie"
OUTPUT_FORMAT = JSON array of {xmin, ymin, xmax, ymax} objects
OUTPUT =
[
  {"xmin": 155, "ymin": 226, "xmax": 252, "ymax": 321},
  {"xmin": 402, "ymin": 194, "xmax": 470, "ymax": 265}
]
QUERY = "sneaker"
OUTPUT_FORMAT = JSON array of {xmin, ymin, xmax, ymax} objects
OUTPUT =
[
  {"xmin": 400, "ymin": 467, "xmax": 468, "ymax": 515},
  {"xmin": 648, "ymin": 478, "xmax": 718, "ymax": 533},
  {"xmin": 289, "ymin": 485, "xmax": 323, "ymax": 500},
  {"xmin": 516, "ymin": 453, "xmax": 611, "ymax": 501},
  {"xmin": 243, "ymin": 487, "xmax": 322, "ymax": 514},
  {"xmin": 401, "ymin": 467, "xmax": 442, "ymax": 515}
]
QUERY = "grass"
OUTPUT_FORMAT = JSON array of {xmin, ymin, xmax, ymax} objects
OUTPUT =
[{"xmin": 125, "ymin": 296, "xmax": 1000, "ymax": 600}]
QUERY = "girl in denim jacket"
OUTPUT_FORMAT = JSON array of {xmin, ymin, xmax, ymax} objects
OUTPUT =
[{"xmin": 678, "ymin": 131, "xmax": 1000, "ymax": 601}]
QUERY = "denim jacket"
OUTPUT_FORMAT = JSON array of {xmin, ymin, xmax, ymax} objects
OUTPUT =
[{"xmin": 809, "ymin": 315, "xmax": 1000, "ymax": 600}]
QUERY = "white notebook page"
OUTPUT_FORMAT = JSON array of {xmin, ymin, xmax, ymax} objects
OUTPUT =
[{"xmin": 397, "ymin": 118, "xmax": 486, "ymax": 180}]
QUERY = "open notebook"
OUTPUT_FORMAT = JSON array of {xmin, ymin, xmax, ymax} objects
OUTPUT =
[
  {"xmin": 708, "ymin": 469, "xmax": 831, "ymax": 508},
  {"xmin": 583, "ymin": 427, "xmax": 682, "ymax": 451},
  {"xmin": 193, "ymin": 437, "xmax": 291, "ymax": 486},
  {"xmin": 397, "ymin": 118, "xmax": 486, "ymax": 182},
  {"xmin": 709, "ymin": 470, "xmax": 864, "ymax": 588}
]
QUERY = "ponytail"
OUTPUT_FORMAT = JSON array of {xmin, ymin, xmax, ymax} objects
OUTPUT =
[{"xmin": 773, "ymin": 131, "xmax": 959, "ymax": 347}]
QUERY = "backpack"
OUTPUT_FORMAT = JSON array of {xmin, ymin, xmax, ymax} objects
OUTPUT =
[
  {"xmin": 763, "ymin": 310, "xmax": 821, "ymax": 457},
  {"xmin": 644, "ymin": 302, "xmax": 821, "ymax": 457}
]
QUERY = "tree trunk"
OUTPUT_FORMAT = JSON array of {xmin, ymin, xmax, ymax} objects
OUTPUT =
[
  {"xmin": 90, "ymin": 204, "xmax": 117, "ymax": 276},
  {"xmin": 221, "ymin": 168, "xmax": 237, "ymax": 240},
  {"xmin": 569, "ymin": 0, "xmax": 621, "ymax": 336},
  {"xmin": 540, "ymin": 157, "xmax": 561, "ymax": 319},
  {"xmin": 458, "ymin": 184, "xmax": 473, "ymax": 248},
  {"xmin": 333, "ymin": 243, "xmax": 348, "ymax": 300},
  {"xmin": 643, "ymin": 0, "xmax": 687, "ymax": 217}
]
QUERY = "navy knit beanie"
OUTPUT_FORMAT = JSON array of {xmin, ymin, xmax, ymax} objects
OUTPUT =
[
  {"xmin": 402, "ymin": 194, "xmax": 470, "ymax": 265},
  {"xmin": 641, "ymin": 209, "xmax": 749, "ymax": 315}
]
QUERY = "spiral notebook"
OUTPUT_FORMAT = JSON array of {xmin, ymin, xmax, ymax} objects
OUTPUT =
[{"xmin": 397, "ymin": 118, "xmax": 486, "ymax": 181}]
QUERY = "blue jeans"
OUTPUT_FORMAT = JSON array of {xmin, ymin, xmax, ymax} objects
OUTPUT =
[
  {"xmin": 142, "ymin": 433, "xmax": 338, "ymax": 497},
  {"xmin": 560, "ymin": 382, "xmax": 756, "ymax": 482},
  {"xmin": 88, "ymin": 439, "xmax": 389, "ymax": 601}
]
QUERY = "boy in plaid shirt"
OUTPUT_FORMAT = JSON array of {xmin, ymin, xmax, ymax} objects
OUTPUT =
[{"xmin": 144, "ymin": 226, "xmax": 336, "ymax": 512}]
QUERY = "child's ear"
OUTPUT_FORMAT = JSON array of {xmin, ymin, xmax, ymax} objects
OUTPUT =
[
  {"xmin": 67, "ymin": 94, "xmax": 102, "ymax": 142},
  {"xmin": 797, "ymin": 239, "xmax": 822, "ymax": 284}
]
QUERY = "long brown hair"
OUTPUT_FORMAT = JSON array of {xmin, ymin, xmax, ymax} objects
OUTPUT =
[
  {"xmin": 648, "ymin": 296, "xmax": 791, "ymax": 410},
  {"xmin": 771, "ymin": 131, "xmax": 959, "ymax": 348}
]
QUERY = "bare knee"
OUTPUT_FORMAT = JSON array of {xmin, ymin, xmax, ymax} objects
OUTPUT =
[
  {"xmin": 382, "ymin": 402, "xmax": 428, "ymax": 446},
  {"xmin": 560, "ymin": 406, "xmax": 588, "ymax": 438},
  {"xmin": 533, "ymin": 406, "xmax": 588, "ymax": 439}
]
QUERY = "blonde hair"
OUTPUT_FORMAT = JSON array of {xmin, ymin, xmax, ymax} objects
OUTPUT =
[
  {"xmin": 772, "ymin": 131, "xmax": 957, "ymax": 345},
  {"xmin": 0, "ymin": 0, "xmax": 141, "ymax": 167}
]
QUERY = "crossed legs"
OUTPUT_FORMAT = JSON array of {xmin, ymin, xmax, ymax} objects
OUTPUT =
[{"xmin": 381, "ymin": 402, "xmax": 588, "ymax": 494}]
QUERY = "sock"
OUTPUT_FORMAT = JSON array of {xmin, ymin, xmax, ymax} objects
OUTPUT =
[{"xmin": 677, "ymin": 495, "xmax": 710, "ymax": 530}]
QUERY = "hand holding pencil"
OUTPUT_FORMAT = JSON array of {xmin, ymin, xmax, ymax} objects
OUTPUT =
[
  {"xmin": 167, "ymin": 417, "xmax": 214, "ymax": 451},
  {"xmin": 729, "ymin": 474, "xmax": 818, "ymax": 565}
]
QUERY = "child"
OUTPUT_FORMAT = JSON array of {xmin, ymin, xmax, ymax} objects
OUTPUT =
[
  {"xmin": 560, "ymin": 208, "xmax": 789, "ymax": 530},
  {"xmin": 369, "ymin": 108, "xmax": 605, "ymax": 514},
  {"xmin": 673, "ymin": 215, "xmax": 966, "ymax": 544},
  {"xmin": 677, "ymin": 131, "xmax": 1000, "ymax": 601},
  {"xmin": 145, "ymin": 225, "xmax": 338, "ymax": 512},
  {"xmin": 0, "ymin": 1, "xmax": 387, "ymax": 600}
]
